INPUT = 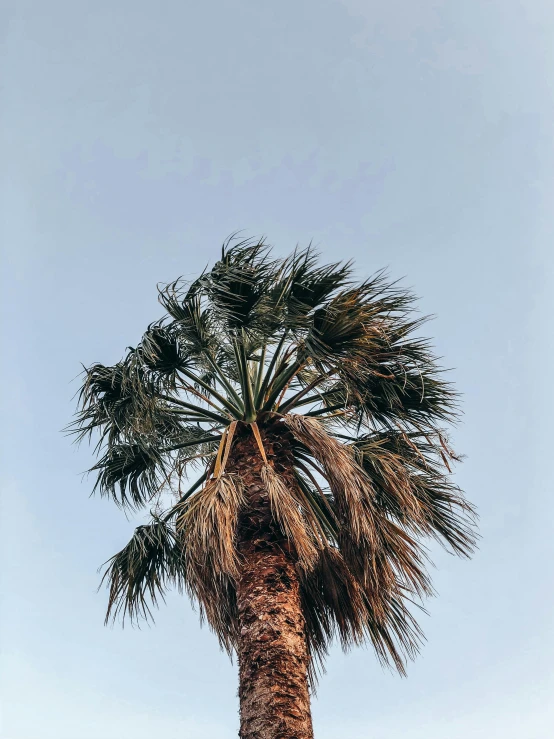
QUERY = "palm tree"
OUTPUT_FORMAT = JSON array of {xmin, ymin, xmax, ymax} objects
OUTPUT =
[{"xmin": 70, "ymin": 237, "xmax": 476, "ymax": 739}]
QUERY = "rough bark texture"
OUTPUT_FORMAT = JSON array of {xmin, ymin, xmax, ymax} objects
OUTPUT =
[{"xmin": 231, "ymin": 424, "xmax": 314, "ymax": 739}]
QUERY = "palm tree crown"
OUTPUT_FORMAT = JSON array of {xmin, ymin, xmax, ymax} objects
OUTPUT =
[{"xmin": 71, "ymin": 237, "xmax": 476, "ymax": 676}]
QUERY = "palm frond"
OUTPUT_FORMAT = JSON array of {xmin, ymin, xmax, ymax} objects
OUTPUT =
[
  {"xmin": 70, "ymin": 361, "xmax": 146, "ymax": 445},
  {"xmin": 300, "ymin": 547, "xmax": 424, "ymax": 677},
  {"xmin": 284, "ymin": 414, "xmax": 377, "ymax": 545},
  {"xmin": 92, "ymin": 442, "xmax": 166, "ymax": 510},
  {"xmin": 299, "ymin": 547, "xmax": 365, "ymax": 656},
  {"xmin": 260, "ymin": 464, "xmax": 320, "ymax": 571},
  {"xmin": 350, "ymin": 366, "xmax": 459, "ymax": 429},
  {"xmin": 200, "ymin": 237, "xmax": 279, "ymax": 332},
  {"xmin": 175, "ymin": 473, "xmax": 245, "ymax": 653},
  {"xmin": 305, "ymin": 287, "xmax": 377, "ymax": 361},
  {"xmin": 176, "ymin": 473, "xmax": 245, "ymax": 579},
  {"xmin": 280, "ymin": 248, "xmax": 353, "ymax": 329},
  {"xmin": 100, "ymin": 518, "xmax": 185, "ymax": 623},
  {"xmin": 353, "ymin": 431, "xmax": 477, "ymax": 555},
  {"xmin": 359, "ymin": 589, "xmax": 424, "ymax": 675},
  {"xmin": 284, "ymin": 414, "xmax": 433, "ymax": 606},
  {"xmin": 138, "ymin": 323, "xmax": 188, "ymax": 376}
]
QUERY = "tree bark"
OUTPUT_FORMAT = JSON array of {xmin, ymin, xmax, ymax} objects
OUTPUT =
[{"xmin": 231, "ymin": 425, "xmax": 314, "ymax": 739}]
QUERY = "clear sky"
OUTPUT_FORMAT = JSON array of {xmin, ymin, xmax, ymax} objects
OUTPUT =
[{"xmin": 1, "ymin": 1, "xmax": 553, "ymax": 737}]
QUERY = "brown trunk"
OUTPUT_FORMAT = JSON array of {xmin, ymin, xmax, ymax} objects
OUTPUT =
[{"xmin": 231, "ymin": 425, "xmax": 314, "ymax": 739}]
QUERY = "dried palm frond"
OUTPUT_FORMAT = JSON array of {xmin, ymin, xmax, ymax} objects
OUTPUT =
[
  {"xmin": 284, "ymin": 413, "xmax": 433, "ymax": 606},
  {"xmin": 176, "ymin": 473, "xmax": 245, "ymax": 580},
  {"xmin": 353, "ymin": 430, "xmax": 477, "ymax": 556},
  {"xmin": 284, "ymin": 414, "xmax": 378, "ymax": 545},
  {"xmin": 175, "ymin": 473, "xmax": 245, "ymax": 654},
  {"xmin": 260, "ymin": 464, "xmax": 320, "ymax": 571},
  {"xmin": 300, "ymin": 547, "xmax": 424, "ymax": 678}
]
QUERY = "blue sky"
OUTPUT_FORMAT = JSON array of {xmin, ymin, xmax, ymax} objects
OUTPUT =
[{"xmin": 1, "ymin": 1, "xmax": 553, "ymax": 737}]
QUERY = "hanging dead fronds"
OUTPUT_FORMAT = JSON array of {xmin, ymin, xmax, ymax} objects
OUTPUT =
[
  {"xmin": 284, "ymin": 414, "xmax": 379, "ymax": 545},
  {"xmin": 284, "ymin": 413, "xmax": 433, "ymax": 612},
  {"xmin": 260, "ymin": 464, "xmax": 320, "ymax": 571},
  {"xmin": 176, "ymin": 473, "xmax": 245, "ymax": 580}
]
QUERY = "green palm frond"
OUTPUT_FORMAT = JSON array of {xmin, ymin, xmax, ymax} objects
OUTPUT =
[
  {"xmin": 139, "ymin": 323, "xmax": 189, "ymax": 376},
  {"xmin": 100, "ymin": 518, "xmax": 185, "ymax": 623},
  {"xmin": 92, "ymin": 443, "xmax": 166, "ymax": 510},
  {"xmin": 69, "ymin": 362, "xmax": 136, "ymax": 444},
  {"xmin": 199, "ymin": 237, "xmax": 278, "ymax": 332},
  {"xmin": 352, "ymin": 367, "xmax": 458, "ymax": 429},
  {"xmin": 91, "ymin": 425, "xmax": 222, "ymax": 510},
  {"xmin": 280, "ymin": 248, "xmax": 353, "ymax": 329}
]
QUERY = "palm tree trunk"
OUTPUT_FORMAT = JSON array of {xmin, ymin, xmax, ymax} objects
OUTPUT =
[
  {"xmin": 232, "ymin": 426, "xmax": 314, "ymax": 739},
  {"xmin": 237, "ymin": 543, "xmax": 313, "ymax": 739}
]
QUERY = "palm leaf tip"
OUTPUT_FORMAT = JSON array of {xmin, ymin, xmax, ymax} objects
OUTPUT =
[
  {"xmin": 300, "ymin": 547, "xmax": 425, "ymax": 678},
  {"xmin": 92, "ymin": 443, "xmax": 165, "ymax": 511},
  {"xmin": 138, "ymin": 324, "xmax": 188, "ymax": 375},
  {"xmin": 100, "ymin": 519, "xmax": 185, "ymax": 625}
]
